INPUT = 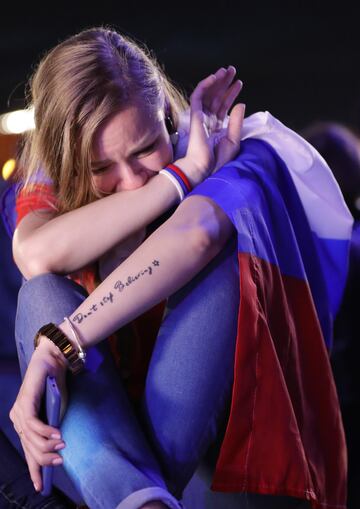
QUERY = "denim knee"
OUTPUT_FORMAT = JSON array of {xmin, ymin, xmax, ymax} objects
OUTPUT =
[
  {"xmin": 18, "ymin": 272, "xmax": 88, "ymax": 306},
  {"xmin": 15, "ymin": 273, "xmax": 89, "ymax": 377}
]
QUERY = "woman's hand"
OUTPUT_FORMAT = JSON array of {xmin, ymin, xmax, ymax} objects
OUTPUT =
[
  {"xmin": 174, "ymin": 66, "xmax": 245, "ymax": 186},
  {"xmin": 9, "ymin": 338, "xmax": 68, "ymax": 492}
]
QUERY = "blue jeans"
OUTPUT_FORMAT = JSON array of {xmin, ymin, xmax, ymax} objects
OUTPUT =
[{"xmin": 14, "ymin": 236, "xmax": 309, "ymax": 509}]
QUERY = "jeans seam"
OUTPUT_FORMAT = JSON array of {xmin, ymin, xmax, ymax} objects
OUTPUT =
[{"xmin": 0, "ymin": 484, "xmax": 29, "ymax": 508}]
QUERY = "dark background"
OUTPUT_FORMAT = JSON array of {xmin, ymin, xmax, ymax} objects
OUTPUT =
[
  {"xmin": 1, "ymin": 5, "xmax": 360, "ymax": 508},
  {"xmin": 1, "ymin": 1, "xmax": 360, "ymax": 134}
]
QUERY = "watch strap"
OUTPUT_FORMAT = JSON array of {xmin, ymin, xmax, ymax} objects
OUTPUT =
[{"xmin": 34, "ymin": 322, "xmax": 85, "ymax": 375}]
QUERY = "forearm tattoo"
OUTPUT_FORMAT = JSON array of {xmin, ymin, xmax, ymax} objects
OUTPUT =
[{"xmin": 72, "ymin": 259, "xmax": 160, "ymax": 325}]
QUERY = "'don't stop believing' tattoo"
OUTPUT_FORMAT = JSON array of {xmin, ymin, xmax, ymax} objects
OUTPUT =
[{"xmin": 72, "ymin": 259, "xmax": 160, "ymax": 325}]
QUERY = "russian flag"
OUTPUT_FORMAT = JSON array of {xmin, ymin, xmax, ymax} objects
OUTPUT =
[{"xmin": 184, "ymin": 112, "xmax": 352, "ymax": 509}]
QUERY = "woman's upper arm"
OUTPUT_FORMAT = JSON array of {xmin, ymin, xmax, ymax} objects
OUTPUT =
[{"xmin": 12, "ymin": 209, "xmax": 57, "ymax": 278}]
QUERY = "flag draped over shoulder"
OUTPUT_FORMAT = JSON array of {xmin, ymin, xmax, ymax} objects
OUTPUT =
[{"xmin": 184, "ymin": 112, "xmax": 352, "ymax": 509}]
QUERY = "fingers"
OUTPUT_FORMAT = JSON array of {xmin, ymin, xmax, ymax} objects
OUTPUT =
[
  {"xmin": 25, "ymin": 435, "xmax": 64, "ymax": 468},
  {"xmin": 190, "ymin": 73, "xmax": 217, "ymax": 106},
  {"xmin": 190, "ymin": 66, "xmax": 243, "ymax": 137},
  {"xmin": 216, "ymin": 78, "xmax": 243, "ymax": 123},
  {"xmin": 227, "ymin": 102, "xmax": 245, "ymax": 146},
  {"xmin": 18, "ymin": 420, "xmax": 64, "ymax": 493},
  {"xmin": 11, "ymin": 409, "xmax": 65, "ymax": 468},
  {"xmin": 28, "ymin": 420, "xmax": 64, "ymax": 453},
  {"xmin": 28, "ymin": 415, "xmax": 62, "ymax": 440},
  {"xmin": 203, "ymin": 67, "xmax": 229, "ymax": 112},
  {"xmin": 186, "ymin": 68, "xmax": 244, "ymax": 176},
  {"xmin": 188, "ymin": 74, "xmax": 218, "ymax": 149},
  {"xmin": 190, "ymin": 74, "xmax": 217, "ymax": 124},
  {"xmin": 22, "ymin": 417, "xmax": 64, "ymax": 463},
  {"xmin": 22, "ymin": 441, "xmax": 43, "ymax": 492},
  {"xmin": 212, "ymin": 103, "xmax": 245, "ymax": 173},
  {"xmin": 11, "ymin": 404, "xmax": 63, "ymax": 442},
  {"xmin": 21, "ymin": 433, "xmax": 59, "ymax": 493},
  {"xmin": 207, "ymin": 66, "xmax": 242, "ymax": 122}
]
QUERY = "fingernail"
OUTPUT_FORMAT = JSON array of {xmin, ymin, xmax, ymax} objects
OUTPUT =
[
  {"xmin": 33, "ymin": 483, "xmax": 39, "ymax": 491},
  {"xmin": 51, "ymin": 433, "xmax": 61, "ymax": 440},
  {"xmin": 52, "ymin": 457, "xmax": 63, "ymax": 465},
  {"xmin": 54, "ymin": 442, "xmax": 65, "ymax": 450}
]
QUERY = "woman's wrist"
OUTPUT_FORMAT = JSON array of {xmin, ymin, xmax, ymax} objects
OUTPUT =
[
  {"xmin": 35, "ymin": 335, "xmax": 69, "ymax": 370},
  {"xmin": 58, "ymin": 319, "xmax": 85, "ymax": 353},
  {"xmin": 172, "ymin": 158, "xmax": 202, "ymax": 188},
  {"xmin": 34, "ymin": 322, "xmax": 86, "ymax": 375},
  {"xmin": 159, "ymin": 162, "xmax": 193, "ymax": 202},
  {"xmin": 153, "ymin": 170, "xmax": 182, "ymax": 205}
]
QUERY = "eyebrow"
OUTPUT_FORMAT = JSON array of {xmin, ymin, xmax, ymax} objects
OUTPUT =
[{"xmin": 91, "ymin": 130, "xmax": 160, "ymax": 168}]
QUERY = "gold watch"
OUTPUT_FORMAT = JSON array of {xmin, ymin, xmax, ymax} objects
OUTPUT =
[{"xmin": 34, "ymin": 322, "xmax": 85, "ymax": 375}]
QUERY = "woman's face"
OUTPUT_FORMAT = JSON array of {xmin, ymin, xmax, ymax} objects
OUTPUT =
[{"xmin": 90, "ymin": 99, "xmax": 174, "ymax": 196}]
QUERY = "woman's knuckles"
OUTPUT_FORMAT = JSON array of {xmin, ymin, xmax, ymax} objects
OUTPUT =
[{"xmin": 34, "ymin": 451, "xmax": 61, "ymax": 466}]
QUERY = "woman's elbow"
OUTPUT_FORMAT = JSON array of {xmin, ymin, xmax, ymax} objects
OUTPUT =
[
  {"xmin": 183, "ymin": 226, "xmax": 213, "ymax": 261},
  {"xmin": 12, "ymin": 238, "xmax": 52, "ymax": 280},
  {"xmin": 173, "ymin": 195, "xmax": 235, "ymax": 256},
  {"xmin": 14, "ymin": 254, "xmax": 52, "ymax": 280}
]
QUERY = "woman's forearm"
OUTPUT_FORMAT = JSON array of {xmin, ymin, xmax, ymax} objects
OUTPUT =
[
  {"xmin": 53, "ymin": 196, "xmax": 234, "ymax": 349},
  {"xmin": 15, "ymin": 174, "xmax": 179, "ymax": 276}
]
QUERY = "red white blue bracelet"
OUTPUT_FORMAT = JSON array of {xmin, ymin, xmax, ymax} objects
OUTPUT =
[{"xmin": 159, "ymin": 163, "xmax": 193, "ymax": 202}]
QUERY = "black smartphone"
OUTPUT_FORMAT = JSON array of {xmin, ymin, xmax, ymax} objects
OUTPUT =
[{"xmin": 40, "ymin": 375, "xmax": 61, "ymax": 497}]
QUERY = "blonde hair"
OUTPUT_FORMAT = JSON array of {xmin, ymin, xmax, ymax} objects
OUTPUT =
[{"xmin": 16, "ymin": 26, "xmax": 189, "ymax": 215}]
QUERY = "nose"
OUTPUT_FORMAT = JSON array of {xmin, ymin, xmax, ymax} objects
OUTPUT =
[{"xmin": 115, "ymin": 164, "xmax": 150, "ymax": 192}]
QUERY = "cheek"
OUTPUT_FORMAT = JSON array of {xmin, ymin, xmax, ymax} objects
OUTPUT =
[
  {"xmin": 92, "ymin": 174, "xmax": 116, "ymax": 195},
  {"xmin": 91, "ymin": 141, "xmax": 174, "ymax": 194},
  {"xmin": 147, "ymin": 141, "xmax": 174, "ymax": 172}
]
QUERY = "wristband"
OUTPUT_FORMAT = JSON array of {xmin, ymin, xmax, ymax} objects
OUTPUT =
[
  {"xmin": 166, "ymin": 163, "xmax": 192, "ymax": 193},
  {"xmin": 159, "ymin": 163, "xmax": 193, "ymax": 202},
  {"xmin": 63, "ymin": 316, "xmax": 86, "ymax": 362},
  {"xmin": 159, "ymin": 170, "xmax": 185, "ymax": 201}
]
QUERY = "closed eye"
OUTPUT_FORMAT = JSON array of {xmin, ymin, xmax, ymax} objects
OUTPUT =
[
  {"xmin": 91, "ymin": 141, "xmax": 157, "ymax": 175},
  {"xmin": 135, "ymin": 142, "xmax": 156, "ymax": 157},
  {"xmin": 91, "ymin": 166, "xmax": 110, "ymax": 176}
]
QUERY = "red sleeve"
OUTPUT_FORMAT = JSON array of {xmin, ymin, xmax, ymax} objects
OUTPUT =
[{"xmin": 15, "ymin": 183, "xmax": 59, "ymax": 227}]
